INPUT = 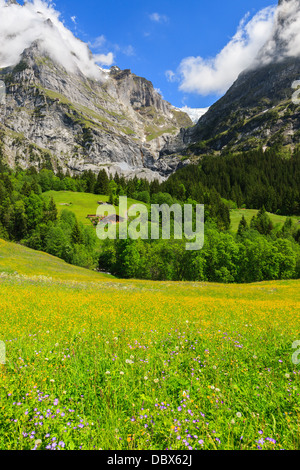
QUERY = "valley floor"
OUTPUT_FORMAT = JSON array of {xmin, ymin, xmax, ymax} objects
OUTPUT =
[{"xmin": 0, "ymin": 240, "xmax": 300, "ymax": 450}]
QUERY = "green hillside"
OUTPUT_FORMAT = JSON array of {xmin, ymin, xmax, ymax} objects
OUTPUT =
[
  {"xmin": 230, "ymin": 209, "xmax": 300, "ymax": 233},
  {"xmin": 42, "ymin": 191, "xmax": 146, "ymax": 225},
  {"xmin": 0, "ymin": 238, "xmax": 300, "ymax": 450},
  {"xmin": 0, "ymin": 238, "xmax": 112, "ymax": 281},
  {"xmin": 43, "ymin": 191, "xmax": 300, "ymax": 234}
]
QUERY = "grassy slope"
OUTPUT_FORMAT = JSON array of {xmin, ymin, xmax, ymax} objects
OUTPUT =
[
  {"xmin": 43, "ymin": 191, "xmax": 300, "ymax": 233},
  {"xmin": 43, "ymin": 191, "xmax": 146, "ymax": 225},
  {"xmin": 0, "ymin": 237, "xmax": 299, "ymax": 295},
  {"xmin": 0, "ymin": 239, "xmax": 300, "ymax": 450},
  {"xmin": 0, "ymin": 239, "xmax": 112, "ymax": 281},
  {"xmin": 230, "ymin": 209, "xmax": 300, "ymax": 233}
]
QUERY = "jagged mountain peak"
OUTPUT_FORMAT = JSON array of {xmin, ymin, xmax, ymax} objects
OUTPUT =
[
  {"xmin": 0, "ymin": 0, "xmax": 194, "ymax": 181},
  {"xmin": 0, "ymin": 0, "xmax": 105, "ymax": 80},
  {"xmin": 16, "ymin": 39, "xmax": 93, "ymax": 86},
  {"xmin": 0, "ymin": 35, "xmax": 191, "ymax": 181}
]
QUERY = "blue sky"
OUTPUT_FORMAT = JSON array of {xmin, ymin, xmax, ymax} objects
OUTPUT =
[{"xmin": 19, "ymin": 0, "xmax": 277, "ymax": 109}]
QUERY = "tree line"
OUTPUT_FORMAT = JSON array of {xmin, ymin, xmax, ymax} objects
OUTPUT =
[
  {"xmin": 163, "ymin": 146, "xmax": 300, "ymax": 215},
  {"xmin": 0, "ymin": 168, "xmax": 98, "ymax": 268},
  {"xmin": 0, "ymin": 155, "xmax": 299, "ymax": 282},
  {"xmin": 98, "ymin": 208, "xmax": 300, "ymax": 283}
]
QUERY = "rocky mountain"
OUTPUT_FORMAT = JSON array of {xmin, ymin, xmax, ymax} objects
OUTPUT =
[
  {"xmin": 161, "ymin": 0, "xmax": 300, "ymax": 159},
  {"xmin": 0, "ymin": 21, "xmax": 191, "ymax": 181}
]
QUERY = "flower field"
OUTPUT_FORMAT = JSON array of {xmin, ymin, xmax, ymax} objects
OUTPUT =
[{"xmin": 0, "ymin": 239, "xmax": 300, "ymax": 450}]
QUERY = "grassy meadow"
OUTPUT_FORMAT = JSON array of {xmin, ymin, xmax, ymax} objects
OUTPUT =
[
  {"xmin": 42, "ymin": 190, "xmax": 300, "ymax": 234},
  {"xmin": 42, "ymin": 191, "xmax": 145, "ymax": 226},
  {"xmin": 0, "ymin": 239, "xmax": 300, "ymax": 450},
  {"xmin": 229, "ymin": 209, "xmax": 299, "ymax": 233}
]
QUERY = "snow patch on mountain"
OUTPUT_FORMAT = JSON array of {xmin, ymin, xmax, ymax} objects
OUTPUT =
[{"xmin": 175, "ymin": 106, "xmax": 209, "ymax": 123}]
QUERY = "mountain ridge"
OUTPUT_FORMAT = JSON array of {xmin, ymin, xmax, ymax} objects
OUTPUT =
[
  {"xmin": 0, "ymin": 32, "xmax": 192, "ymax": 180},
  {"xmin": 160, "ymin": 0, "xmax": 300, "ymax": 159}
]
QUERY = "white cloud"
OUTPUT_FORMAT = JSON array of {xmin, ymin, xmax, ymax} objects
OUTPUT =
[
  {"xmin": 258, "ymin": 0, "xmax": 300, "ymax": 62},
  {"xmin": 90, "ymin": 36, "xmax": 133, "ymax": 60},
  {"xmin": 175, "ymin": 6, "xmax": 276, "ymax": 96},
  {"xmin": 154, "ymin": 87, "xmax": 164, "ymax": 98},
  {"xmin": 165, "ymin": 70, "xmax": 177, "ymax": 83},
  {"xmin": 0, "ymin": 0, "xmax": 114, "ymax": 80},
  {"xmin": 149, "ymin": 12, "xmax": 168, "ymax": 23},
  {"xmin": 71, "ymin": 16, "xmax": 76, "ymax": 24},
  {"xmin": 89, "ymin": 35, "xmax": 106, "ymax": 50},
  {"xmin": 94, "ymin": 52, "xmax": 114, "ymax": 66},
  {"xmin": 122, "ymin": 45, "xmax": 135, "ymax": 57}
]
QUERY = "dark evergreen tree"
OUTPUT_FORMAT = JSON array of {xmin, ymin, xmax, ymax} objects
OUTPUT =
[
  {"xmin": 250, "ymin": 206, "xmax": 273, "ymax": 235},
  {"xmin": 237, "ymin": 215, "xmax": 248, "ymax": 237},
  {"xmin": 71, "ymin": 220, "xmax": 83, "ymax": 245},
  {"xmin": 47, "ymin": 197, "xmax": 58, "ymax": 222},
  {"xmin": 94, "ymin": 169, "xmax": 110, "ymax": 195}
]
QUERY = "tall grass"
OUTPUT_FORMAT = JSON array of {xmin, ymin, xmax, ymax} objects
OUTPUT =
[{"xmin": 0, "ymin": 240, "xmax": 299, "ymax": 450}]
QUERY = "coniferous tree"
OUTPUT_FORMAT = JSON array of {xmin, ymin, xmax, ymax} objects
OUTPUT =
[
  {"xmin": 250, "ymin": 206, "xmax": 273, "ymax": 235},
  {"xmin": 48, "ymin": 197, "xmax": 58, "ymax": 222},
  {"xmin": 95, "ymin": 169, "xmax": 109, "ymax": 195},
  {"xmin": 71, "ymin": 220, "xmax": 83, "ymax": 245},
  {"xmin": 237, "ymin": 215, "xmax": 248, "ymax": 237},
  {"xmin": 108, "ymin": 191, "xmax": 114, "ymax": 205},
  {"xmin": 11, "ymin": 200, "xmax": 27, "ymax": 241}
]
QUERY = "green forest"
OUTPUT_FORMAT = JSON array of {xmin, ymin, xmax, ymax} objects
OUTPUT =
[{"xmin": 0, "ymin": 144, "xmax": 299, "ymax": 283}]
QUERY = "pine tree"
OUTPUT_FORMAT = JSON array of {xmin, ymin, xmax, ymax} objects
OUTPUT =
[
  {"xmin": 108, "ymin": 191, "xmax": 114, "ymax": 205},
  {"xmin": 237, "ymin": 215, "xmax": 248, "ymax": 237},
  {"xmin": 12, "ymin": 200, "xmax": 27, "ymax": 241},
  {"xmin": 84, "ymin": 170, "xmax": 96, "ymax": 193},
  {"xmin": 21, "ymin": 181, "xmax": 32, "ymax": 197},
  {"xmin": 48, "ymin": 197, "xmax": 58, "ymax": 222},
  {"xmin": 95, "ymin": 169, "xmax": 109, "ymax": 195},
  {"xmin": 250, "ymin": 206, "xmax": 273, "ymax": 235},
  {"xmin": 71, "ymin": 220, "xmax": 83, "ymax": 245}
]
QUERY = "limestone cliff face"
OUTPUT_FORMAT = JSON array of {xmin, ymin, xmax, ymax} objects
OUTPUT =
[
  {"xmin": 160, "ymin": 0, "xmax": 300, "ymax": 159},
  {"xmin": 0, "ymin": 42, "xmax": 191, "ymax": 181}
]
